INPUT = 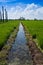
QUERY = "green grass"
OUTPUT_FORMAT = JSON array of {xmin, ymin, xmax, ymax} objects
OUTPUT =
[
  {"xmin": 0, "ymin": 20, "xmax": 19, "ymax": 49},
  {"xmin": 22, "ymin": 20, "xmax": 43, "ymax": 50}
]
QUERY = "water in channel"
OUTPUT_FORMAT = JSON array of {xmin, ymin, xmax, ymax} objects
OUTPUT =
[{"xmin": 8, "ymin": 23, "xmax": 32, "ymax": 65}]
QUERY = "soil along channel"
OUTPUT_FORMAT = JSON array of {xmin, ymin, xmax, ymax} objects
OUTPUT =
[{"xmin": 7, "ymin": 23, "xmax": 33, "ymax": 65}]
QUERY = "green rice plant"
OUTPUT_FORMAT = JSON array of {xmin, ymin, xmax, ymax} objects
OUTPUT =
[
  {"xmin": 0, "ymin": 20, "xmax": 19, "ymax": 49},
  {"xmin": 22, "ymin": 20, "xmax": 43, "ymax": 50}
]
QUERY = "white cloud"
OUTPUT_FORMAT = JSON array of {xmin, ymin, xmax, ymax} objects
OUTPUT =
[
  {"xmin": 0, "ymin": 0, "xmax": 16, "ymax": 2},
  {"xmin": 7, "ymin": 3, "xmax": 43, "ymax": 20}
]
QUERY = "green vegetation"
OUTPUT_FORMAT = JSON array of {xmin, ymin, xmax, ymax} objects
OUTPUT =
[
  {"xmin": 22, "ymin": 20, "xmax": 43, "ymax": 50},
  {"xmin": 0, "ymin": 20, "xmax": 43, "ymax": 50},
  {"xmin": 0, "ymin": 20, "xmax": 19, "ymax": 49}
]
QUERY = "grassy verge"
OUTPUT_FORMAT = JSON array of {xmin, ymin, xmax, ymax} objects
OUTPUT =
[
  {"xmin": 22, "ymin": 20, "xmax": 43, "ymax": 51},
  {"xmin": 0, "ymin": 20, "xmax": 19, "ymax": 65},
  {"xmin": 0, "ymin": 20, "xmax": 19, "ymax": 49}
]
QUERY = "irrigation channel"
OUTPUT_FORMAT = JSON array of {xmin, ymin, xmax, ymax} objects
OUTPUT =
[{"xmin": 8, "ymin": 23, "xmax": 33, "ymax": 65}]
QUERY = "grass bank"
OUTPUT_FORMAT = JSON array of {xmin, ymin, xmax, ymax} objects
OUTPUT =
[
  {"xmin": 0, "ymin": 20, "xmax": 19, "ymax": 49},
  {"xmin": 22, "ymin": 20, "xmax": 43, "ymax": 50},
  {"xmin": 0, "ymin": 20, "xmax": 19, "ymax": 65}
]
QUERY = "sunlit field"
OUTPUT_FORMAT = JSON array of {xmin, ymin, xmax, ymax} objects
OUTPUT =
[
  {"xmin": 0, "ymin": 20, "xmax": 19, "ymax": 49},
  {"xmin": 22, "ymin": 20, "xmax": 43, "ymax": 50},
  {"xmin": 0, "ymin": 20, "xmax": 43, "ymax": 50}
]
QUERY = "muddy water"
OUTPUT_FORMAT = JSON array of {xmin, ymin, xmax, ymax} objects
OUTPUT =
[{"xmin": 8, "ymin": 23, "xmax": 32, "ymax": 65}]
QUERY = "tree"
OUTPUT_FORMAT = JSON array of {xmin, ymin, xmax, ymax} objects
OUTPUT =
[
  {"xmin": 5, "ymin": 9, "xmax": 8, "ymax": 22},
  {"xmin": 34, "ymin": 18, "xmax": 37, "ymax": 20},
  {"xmin": 2, "ymin": 6, "xmax": 4, "ymax": 22},
  {"xmin": 0, "ymin": 11, "xmax": 2, "ymax": 22},
  {"xmin": 19, "ymin": 17, "xmax": 25, "ymax": 20}
]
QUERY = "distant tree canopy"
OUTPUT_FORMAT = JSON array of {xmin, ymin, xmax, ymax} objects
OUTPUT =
[
  {"xmin": 34, "ymin": 18, "xmax": 37, "ymax": 20},
  {"xmin": 0, "ymin": 6, "xmax": 8, "ymax": 22},
  {"xmin": 19, "ymin": 17, "xmax": 25, "ymax": 20}
]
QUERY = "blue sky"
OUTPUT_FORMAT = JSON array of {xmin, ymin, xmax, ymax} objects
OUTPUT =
[
  {"xmin": 0, "ymin": 0, "xmax": 43, "ymax": 19},
  {"xmin": 0, "ymin": 0, "xmax": 43, "ymax": 6}
]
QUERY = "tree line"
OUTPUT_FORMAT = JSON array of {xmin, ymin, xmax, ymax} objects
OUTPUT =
[{"xmin": 0, "ymin": 6, "xmax": 8, "ymax": 22}]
